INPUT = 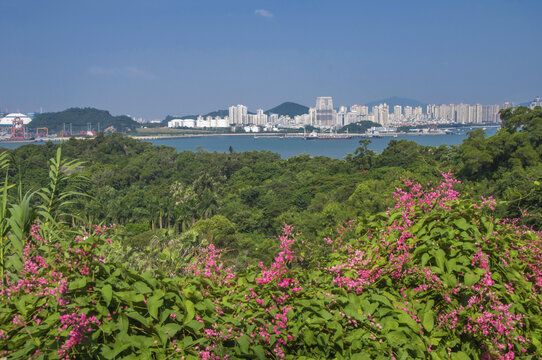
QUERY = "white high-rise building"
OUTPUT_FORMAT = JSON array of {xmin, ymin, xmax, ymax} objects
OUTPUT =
[
  {"xmin": 372, "ymin": 104, "xmax": 389, "ymax": 126},
  {"xmin": 351, "ymin": 105, "xmax": 369, "ymax": 116},
  {"xmin": 252, "ymin": 108, "xmax": 268, "ymax": 125},
  {"xmin": 371, "ymin": 106, "xmax": 379, "ymax": 124},
  {"xmin": 476, "ymin": 104, "xmax": 484, "ymax": 124},
  {"xmin": 404, "ymin": 106, "xmax": 413, "ymax": 119},
  {"xmin": 269, "ymin": 113, "xmax": 279, "ymax": 124},
  {"xmin": 309, "ymin": 107, "xmax": 317, "ymax": 125},
  {"xmin": 316, "ymin": 97, "xmax": 335, "ymax": 127},
  {"xmin": 229, "ymin": 105, "xmax": 248, "ymax": 125},
  {"xmin": 393, "ymin": 105, "xmax": 402, "ymax": 121},
  {"xmin": 456, "ymin": 104, "xmax": 469, "ymax": 124}
]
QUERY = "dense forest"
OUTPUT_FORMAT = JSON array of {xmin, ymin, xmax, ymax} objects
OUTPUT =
[
  {"xmin": 30, "ymin": 108, "xmax": 140, "ymax": 133},
  {"xmin": 0, "ymin": 106, "xmax": 541, "ymax": 359}
]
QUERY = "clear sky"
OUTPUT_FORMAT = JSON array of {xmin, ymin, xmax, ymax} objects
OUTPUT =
[{"xmin": 1, "ymin": 0, "xmax": 541, "ymax": 119}]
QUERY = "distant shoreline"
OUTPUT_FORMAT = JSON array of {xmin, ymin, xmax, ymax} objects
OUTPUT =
[{"xmin": 0, "ymin": 125, "xmax": 500, "ymax": 143}]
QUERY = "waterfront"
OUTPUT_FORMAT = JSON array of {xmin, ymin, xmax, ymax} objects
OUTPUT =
[
  {"xmin": 143, "ymin": 128, "xmax": 498, "ymax": 159},
  {"xmin": 0, "ymin": 127, "xmax": 498, "ymax": 158}
]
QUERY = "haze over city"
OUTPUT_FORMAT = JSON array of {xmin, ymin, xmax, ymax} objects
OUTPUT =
[{"xmin": 1, "ymin": 0, "xmax": 541, "ymax": 119}]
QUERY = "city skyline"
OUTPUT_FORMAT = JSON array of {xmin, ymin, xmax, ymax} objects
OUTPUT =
[
  {"xmin": 164, "ymin": 96, "xmax": 520, "ymax": 130},
  {"xmin": 1, "ymin": 0, "xmax": 541, "ymax": 118},
  {"xmin": 0, "ymin": 96, "xmax": 535, "ymax": 122}
]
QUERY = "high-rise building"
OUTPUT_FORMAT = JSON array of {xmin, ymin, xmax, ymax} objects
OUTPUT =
[
  {"xmin": 269, "ymin": 113, "xmax": 279, "ymax": 124},
  {"xmin": 475, "ymin": 104, "xmax": 484, "ymax": 124},
  {"xmin": 309, "ymin": 107, "xmax": 317, "ymax": 125},
  {"xmin": 252, "ymin": 108, "xmax": 268, "ymax": 125},
  {"xmin": 404, "ymin": 106, "xmax": 413, "ymax": 119},
  {"xmin": 228, "ymin": 105, "xmax": 248, "ymax": 125},
  {"xmin": 316, "ymin": 97, "xmax": 335, "ymax": 127},
  {"xmin": 486, "ymin": 104, "xmax": 501, "ymax": 123},
  {"xmin": 379, "ymin": 104, "xmax": 389, "ymax": 125},
  {"xmin": 336, "ymin": 112, "xmax": 346, "ymax": 127},
  {"xmin": 371, "ymin": 106, "xmax": 379, "ymax": 123},
  {"xmin": 456, "ymin": 104, "xmax": 469, "ymax": 124},
  {"xmin": 393, "ymin": 105, "xmax": 402, "ymax": 117}
]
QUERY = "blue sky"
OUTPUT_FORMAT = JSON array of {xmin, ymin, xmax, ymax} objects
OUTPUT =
[{"xmin": 1, "ymin": 0, "xmax": 541, "ymax": 119}]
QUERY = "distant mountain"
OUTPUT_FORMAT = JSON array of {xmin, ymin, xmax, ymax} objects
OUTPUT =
[
  {"xmin": 30, "ymin": 108, "xmax": 139, "ymax": 133},
  {"xmin": 365, "ymin": 97, "xmax": 426, "ymax": 109},
  {"xmin": 265, "ymin": 102, "xmax": 309, "ymax": 117}
]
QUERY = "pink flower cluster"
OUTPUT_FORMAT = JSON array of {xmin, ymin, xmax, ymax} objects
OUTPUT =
[
  {"xmin": 1, "ymin": 223, "xmax": 114, "ymax": 359},
  {"xmin": 56, "ymin": 313, "xmax": 101, "ymax": 360},
  {"xmin": 184, "ymin": 244, "xmax": 236, "ymax": 287}
]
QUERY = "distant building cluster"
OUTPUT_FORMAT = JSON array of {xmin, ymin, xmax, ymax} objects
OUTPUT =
[
  {"xmin": 425, "ymin": 104, "xmax": 501, "ymax": 124},
  {"xmin": 168, "ymin": 116, "xmax": 229, "ymax": 128},
  {"xmin": 165, "ymin": 96, "xmax": 541, "ymax": 131}
]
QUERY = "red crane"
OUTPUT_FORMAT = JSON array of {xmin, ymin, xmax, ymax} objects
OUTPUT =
[
  {"xmin": 11, "ymin": 118, "xmax": 25, "ymax": 140},
  {"xmin": 36, "ymin": 127, "xmax": 48, "ymax": 138}
]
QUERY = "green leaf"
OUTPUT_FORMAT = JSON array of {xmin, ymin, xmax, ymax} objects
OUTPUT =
[
  {"xmin": 185, "ymin": 319, "xmax": 204, "ymax": 332},
  {"xmin": 101, "ymin": 284, "xmax": 113, "ymax": 306},
  {"xmin": 237, "ymin": 335, "xmax": 250, "ymax": 354},
  {"xmin": 464, "ymin": 273, "xmax": 480, "ymax": 287},
  {"xmin": 253, "ymin": 345, "xmax": 266, "ymax": 360},
  {"xmin": 434, "ymin": 249, "xmax": 446, "ymax": 270},
  {"xmin": 147, "ymin": 295, "xmax": 164, "ymax": 320},
  {"xmin": 184, "ymin": 300, "xmax": 195, "ymax": 324},
  {"xmin": 161, "ymin": 323, "xmax": 183, "ymax": 338},
  {"xmin": 69, "ymin": 277, "xmax": 87, "ymax": 290},
  {"xmin": 386, "ymin": 330, "xmax": 408, "ymax": 346},
  {"xmin": 423, "ymin": 310, "xmax": 434, "ymax": 332},
  {"xmin": 454, "ymin": 218, "xmax": 469, "ymax": 231},
  {"xmin": 125, "ymin": 311, "xmax": 150, "ymax": 327},
  {"xmin": 133, "ymin": 281, "xmax": 153, "ymax": 294},
  {"xmin": 304, "ymin": 329, "xmax": 317, "ymax": 346},
  {"xmin": 398, "ymin": 312, "xmax": 419, "ymax": 332},
  {"xmin": 101, "ymin": 343, "xmax": 131, "ymax": 359}
]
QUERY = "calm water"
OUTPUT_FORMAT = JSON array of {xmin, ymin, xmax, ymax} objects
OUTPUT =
[
  {"xmin": 146, "ymin": 128, "xmax": 498, "ymax": 159},
  {"xmin": 0, "ymin": 127, "xmax": 498, "ymax": 159}
]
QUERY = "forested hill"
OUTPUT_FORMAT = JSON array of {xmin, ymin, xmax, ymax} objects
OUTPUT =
[
  {"xmin": 339, "ymin": 120, "xmax": 380, "ymax": 133},
  {"xmin": 30, "ymin": 107, "xmax": 139, "ymax": 133},
  {"xmin": 265, "ymin": 102, "xmax": 309, "ymax": 117},
  {"xmin": 6, "ymin": 106, "xmax": 542, "ymax": 246}
]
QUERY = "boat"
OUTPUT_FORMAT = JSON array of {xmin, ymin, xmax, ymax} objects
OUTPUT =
[
  {"xmin": 303, "ymin": 130, "xmax": 319, "ymax": 140},
  {"xmin": 303, "ymin": 128, "xmax": 352, "ymax": 140}
]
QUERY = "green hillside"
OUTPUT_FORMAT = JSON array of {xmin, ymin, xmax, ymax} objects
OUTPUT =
[
  {"xmin": 339, "ymin": 120, "xmax": 380, "ymax": 133},
  {"xmin": 30, "ymin": 107, "xmax": 139, "ymax": 133},
  {"xmin": 265, "ymin": 102, "xmax": 309, "ymax": 117}
]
